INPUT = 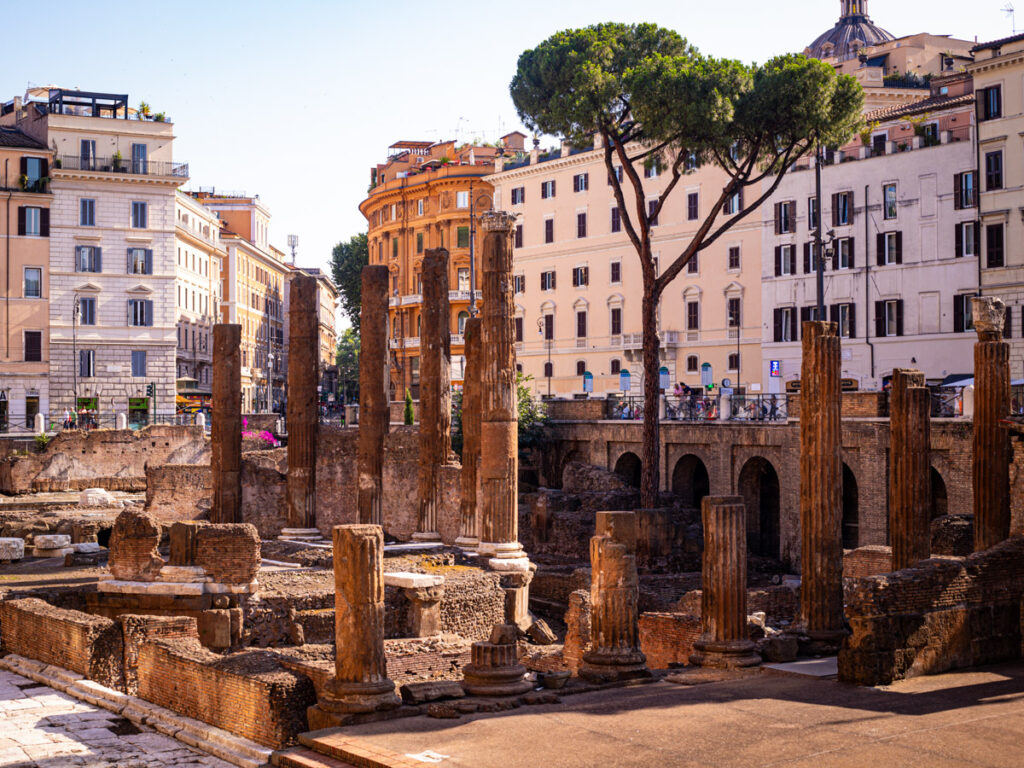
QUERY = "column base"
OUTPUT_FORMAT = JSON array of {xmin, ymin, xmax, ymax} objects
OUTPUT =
[
  {"xmin": 454, "ymin": 536, "xmax": 480, "ymax": 552},
  {"xmin": 318, "ymin": 678, "xmax": 401, "ymax": 715},
  {"xmin": 278, "ymin": 528, "xmax": 325, "ymax": 543},
  {"xmin": 579, "ymin": 649, "xmax": 650, "ymax": 683},
  {"xmin": 411, "ymin": 531, "xmax": 442, "ymax": 543},
  {"xmin": 461, "ymin": 663, "xmax": 533, "ymax": 697},
  {"xmin": 689, "ymin": 638, "xmax": 761, "ymax": 670},
  {"xmin": 481, "ymin": 542, "xmax": 531, "ymax": 571}
]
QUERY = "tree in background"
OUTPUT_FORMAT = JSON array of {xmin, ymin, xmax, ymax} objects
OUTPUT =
[
  {"xmin": 404, "ymin": 389, "xmax": 415, "ymax": 426},
  {"xmin": 451, "ymin": 373, "xmax": 548, "ymax": 463},
  {"xmin": 511, "ymin": 24, "xmax": 862, "ymax": 506},
  {"xmin": 335, "ymin": 328, "xmax": 360, "ymax": 405},
  {"xmin": 331, "ymin": 233, "xmax": 369, "ymax": 333}
]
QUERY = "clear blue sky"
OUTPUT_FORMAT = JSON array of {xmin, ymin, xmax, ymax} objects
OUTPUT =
[{"xmin": 0, "ymin": 0, "xmax": 1012, "ymax": 280}]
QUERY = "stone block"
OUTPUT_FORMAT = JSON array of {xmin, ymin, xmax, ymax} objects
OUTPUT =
[
  {"xmin": 527, "ymin": 617, "xmax": 558, "ymax": 645},
  {"xmin": 383, "ymin": 572, "xmax": 445, "ymax": 589},
  {"xmin": 73, "ymin": 542, "xmax": 102, "ymax": 554},
  {"xmin": 80, "ymin": 488, "xmax": 116, "ymax": 507},
  {"xmin": 194, "ymin": 524, "xmax": 260, "ymax": 584},
  {"xmin": 34, "ymin": 534, "xmax": 71, "ymax": 549},
  {"xmin": 169, "ymin": 521, "xmax": 208, "ymax": 566},
  {"xmin": 399, "ymin": 681, "xmax": 465, "ymax": 704},
  {"xmin": 197, "ymin": 609, "xmax": 233, "ymax": 650},
  {"xmin": 0, "ymin": 538, "xmax": 25, "ymax": 561},
  {"xmin": 108, "ymin": 509, "xmax": 164, "ymax": 581},
  {"xmin": 33, "ymin": 546, "xmax": 75, "ymax": 558}
]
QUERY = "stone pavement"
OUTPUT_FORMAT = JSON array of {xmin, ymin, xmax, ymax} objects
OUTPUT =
[
  {"xmin": 0, "ymin": 669, "xmax": 232, "ymax": 767},
  {"xmin": 340, "ymin": 660, "xmax": 1024, "ymax": 768}
]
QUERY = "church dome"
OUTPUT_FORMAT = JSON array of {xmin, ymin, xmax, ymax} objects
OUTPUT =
[{"xmin": 806, "ymin": 0, "xmax": 895, "ymax": 62}]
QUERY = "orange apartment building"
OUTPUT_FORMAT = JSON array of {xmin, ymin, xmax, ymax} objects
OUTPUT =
[{"xmin": 360, "ymin": 138, "xmax": 504, "ymax": 399}]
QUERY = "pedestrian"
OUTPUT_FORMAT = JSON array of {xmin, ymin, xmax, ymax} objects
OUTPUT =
[
  {"xmin": 62, "ymin": 409, "xmax": 70, "ymax": 430},
  {"xmin": 70, "ymin": 409, "xmax": 78, "ymax": 429}
]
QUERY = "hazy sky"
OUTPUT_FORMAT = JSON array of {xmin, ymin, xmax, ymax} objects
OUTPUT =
[{"xmin": 0, "ymin": 0, "xmax": 1013, "ymax": 279}]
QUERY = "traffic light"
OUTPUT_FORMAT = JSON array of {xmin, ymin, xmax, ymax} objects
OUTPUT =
[{"xmin": 146, "ymin": 383, "xmax": 155, "ymax": 398}]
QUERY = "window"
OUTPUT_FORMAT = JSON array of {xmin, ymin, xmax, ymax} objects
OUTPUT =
[
  {"xmin": 610, "ymin": 307, "xmax": 622, "ymax": 336},
  {"xmin": 872, "ymin": 133, "xmax": 887, "ymax": 156},
  {"xmin": 511, "ymin": 187, "xmax": 525, "ymax": 205},
  {"xmin": 457, "ymin": 268, "xmax": 470, "ymax": 292},
  {"xmin": 611, "ymin": 359, "xmax": 621, "ymax": 374},
  {"xmin": 831, "ymin": 303, "xmax": 855, "ymax": 338},
  {"xmin": 417, "ymin": 199, "xmax": 424, "ymax": 216},
  {"xmin": 541, "ymin": 180, "xmax": 556, "ymax": 199},
  {"xmin": 541, "ymin": 271, "xmax": 556, "ymax": 291},
  {"xmin": 875, "ymin": 299, "xmax": 904, "ymax": 337},
  {"xmin": 728, "ymin": 352, "xmax": 739, "ymax": 371},
  {"xmin": 687, "ymin": 193, "xmax": 699, "ymax": 221},
  {"xmin": 572, "ymin": 266, "xmax": 589, "ymax": 287},
  {"xmin": 687, "ymin": 254, "xmax": 699, "ymax": 274},
  {"xmin": 544, "ymin": 361, "xmax": 553, "ymax": 378},
  {"xmin": 129, "ymin": 299, "xmax": 153, "ymax": 327},
  {"xmin": 686, "ymin": 301, "xmax": 699, "ymax": 331},
  {"xmin": 24, "ymin": 331, "xmax": 41, "ymax": 362},
  {"xmin": 955, "ymin": 171, "xmax": 977, "ymax": 209},
  {"xmin": 610, "ymin": 261, "xmax": 621, "ymax": 284},
  {"xmin": 728, "ymin": 297, "xmax": 741, "ymax": 328},
  {"xmin": 835, "ymin": 237, "xmax": 853, "ymax": 269},
  {"xmin": 775, "ymin": 201, "xmax": 796, "ymax": 234},
  {"xmin": 832, "ymin": 191, "xmax": 853, "ymax": 226},
  {"xmin": 456, "ymin": 191, "xmax": 469, "ymax": 209},
  {"xmin": 513, "ymin": 275, "xmax": 525, "ymax": 293},
  {"xmin": 127, "ymin": 248, "xmax": 153, "ymax": 275},
  {"xmin": 131, "ymin": 350, "xmax": 147, "ymax": 377},
  {"xmin": 611, "ymin": 207, "xmax": 621, "ymax": 233},
  {"xmin": 544, "ymin": 314, "xmax": 554, "ymax": 340},
  {"xmin": 686, "ymin": 355, "xmax": 699, "ymax": 373},
  {"xmin": 131, "ymin": 143, "xmax": 148, "ymax": 174},
  {"xmin": 576, "ymin": 311, "xmax": 587, "ymax": 338},
  {"xmin": 648, "ymin": 199, "xmax": 659, "ymax": 226},
  {"xmin": 80, "ymin": 199, "xmax": 96, "ymax": 226},
  {"xmin": 955, "ymin": 221, "xmax": 980, "ymax": 258},
  {"xmin": 985, "ymin": 151, "xmax": 1003, "ymax": 190},
  {"xmin": 457, "ymin": 311, "xmax": 469, "ymax": 333},
  {"xmin": 79, "ymin": 297, "xmax": 96, "ymax": 325},
  {"xmin": 23, "ymin": 268, "xmax": 41, "ymax": 299},
  {"xmin": 953, "ymin": 294, "xmax": 976, "ymax": 333},
  {"xmin": 643, "ymin": 159, "xmax": 660, "ymax": 178},
  {"xmin": 773, "ymin": 307, "xmax": 797, "ymax": 342},
  {"xmin": 514, "ymin": 224, "xmax": 523, "ymax": 248},
  {"xmin": 576, "ymin": 212, "xmax": 587, "ymax": 238},
  {"xmin": 416, "ymin": 233, "xmax": 423, "ymax": 253},
  {"xmin": 391, "ymin": 237, "xmax": 398, "ymax": 259},
  {"xmin": 987, "ymin": 223, "xmax": 1005, "ymax": 268},
  {"xmin": 885, "ymin": 232, "xmax": 901, "ymax": 265},
  {"xmin": 544, "ymin": 218, "xmax": 554, "ymax": 243},
  {"xmin": 80, "ymin": 139, "xmax": 95, "ymax": 169},
  {"xmin": 728, "ymin": 246, "xmax": 740, "ymax": 270},
  {"xmin": 79, "ymin": 349, "xmax": 95, "ymax": 378},
  {"xmin": 980, "ymin": 85, "xmax": 1002, "ymax": 121},
  {"xmin": 775, "ymin": 244, "xmax": 796, "ymax": 276},
  {"xmin": 457, "ymin": 226, "xmax": 470, "ymax": 248},
  {"xmin": 883, "ymin": 184, "xmax": 897, "ymax": 220},
  {"xmin": 573, "ymin": 173, "xmax": 589, "ymax": 192},
  {"xmin": 608, "ymin": 166, "xmax": 623, "ymax": 185},
  {"xmin": 514, "ymin": 317, "xmax": 524, "ymax": 342},
  {"xmin": 723, "ymin": 190, "xmax": 742, "ymax": 215},
  {"xmin": 576, "ymin": 360, "xmax": 586, "ymax": 376},
  {"xmin": 131, "ymin": 201, "xmax": 148, "ymax": 229},
  {"xmin": 808, "ymin": 197, "xmax": 819, "ymax": 230},
  {"xmin": 19, "ymin": 206, "xmax": 44, "ymax": 237}
]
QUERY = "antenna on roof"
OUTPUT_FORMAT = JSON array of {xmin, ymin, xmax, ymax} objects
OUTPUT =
[{"xmin": 1004, "ymin": 2, "xmax": 1018, "ymax": 34}]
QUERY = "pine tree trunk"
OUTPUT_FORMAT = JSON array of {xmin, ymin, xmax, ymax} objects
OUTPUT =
[{"xmin": 640, "ymin": 288, "xmax": 661, "ymax": 508}]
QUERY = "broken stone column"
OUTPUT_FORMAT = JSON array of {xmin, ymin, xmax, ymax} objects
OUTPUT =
[
  {"xmin": 315, "ymin": 525, "xmax": 400, "ymax": 718},
  {"xmin": 357, "ymin": 265, "xmax": 390, "ymax": 526},
  {"xmin": 461, "ymin": 623, "xmax": 532, "ymax": 697},
  {"xmin": 383, "ymin": 572, "xmax": 445, "ymax": 638},
  {"xmin": 973, "ymin": 297, "xmax": 1011, "ymax": 551},
  {"xmin": 478, "ymin": 211, "xmax": 529, "ymax": 570},
  {"xmin": 211, "ymin": 324, "xmax": 242, "ymax": 524},
  {"xmin": 798, "ymin": 321, "xmax": 846, "ymax": 652},
  {"xmin": 281, "ymin": 274, "xmax": 321, "ymax": 542},
  {"xmin": 580, "ymin": 511, "xmax": 649, "ymax": 682},
  {"xmin": 456, "ymin": 316, "xmax": 482, "ymax": 550},
  {"xmin": 413, "ymin": 249, "xmax": 452, "ymax": 543},
  {"xmin": 690, "ymin": 496, "xmax": 760, "ymax": 669},
  {"xmin": 889, "ymin": 369, "xmax": 932, "ymax": 570}
]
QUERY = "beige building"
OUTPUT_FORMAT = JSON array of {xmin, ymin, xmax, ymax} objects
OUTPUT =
[
  {"xmin": 0, "ymin": 127, "xmax": 52, "ymax": 430},
  {"xmin": 969, "ymin": 33, "xmax": 1024, "ymax": 371},
  {"xmin": 293, "ymin": 267, "xmax": 340, "ymax": 398},
  {"xmin": 487, "ymin": 137, "xmax": 762, "ymax": 398}
]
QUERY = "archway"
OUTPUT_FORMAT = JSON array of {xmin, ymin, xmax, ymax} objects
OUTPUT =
[
  {"xmin": 930, "ymin": 467, "xmax": 948, "ymax": 519},
  {"xmin": 671, "ymin": 454, "xmax": 710, "ymax": 508},
  {"xmin": 613, "ymin": 452, "xmax": 642, "ymax": 489},
  {"xmin": 738, "ymin": 457, "xmax": 780, "ymax": 559},
  {"xmin": 842, "ymin": 463, "xmax": 859, "ymax": 549}
]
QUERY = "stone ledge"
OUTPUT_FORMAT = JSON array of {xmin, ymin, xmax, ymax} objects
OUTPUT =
[
  {"xmin": 97, "ymin": 579, "xmax": 259, "ymax": 596},
  {"xmin": 383, "ymin": 572, "xmax": 444, "ymax": 589}
]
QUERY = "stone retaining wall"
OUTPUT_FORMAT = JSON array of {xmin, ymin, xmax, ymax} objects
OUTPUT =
[
  {"xmin": 639, "ymin": 612, "xmax": 702, "ymax": 669},
  {"xmin": 843, "ymin": 545, "xmax": 894, "ymax": 579}
]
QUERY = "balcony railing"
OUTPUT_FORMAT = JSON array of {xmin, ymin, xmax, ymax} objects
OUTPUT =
[
  {"xmin": 401, "ymin": 294, "xmax": 422, "ymax": 306},
  {"xmin": 388, "ymin": 297, "xmax": 399, "ymax": 308},
  {"xmin": 56, "ymin": 154, "xmax": 189, "ymax": 178},
  {"xmin": 728, "ymin": 393, "xmax": 790, "ymax": 423},
  {"xmin": 449, "ymin": 290, "xmax": 471, "ymax": 302}
]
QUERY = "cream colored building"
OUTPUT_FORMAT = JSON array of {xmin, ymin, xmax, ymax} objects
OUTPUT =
[{"xmin": 487, "ymin": 137, "xmax": 763, "ymax": 398}]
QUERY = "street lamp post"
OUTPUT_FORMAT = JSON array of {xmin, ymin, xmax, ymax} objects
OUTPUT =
[
  {"xmin": 537, "ymin": 316, "xmax": 551, "ymax": 399},
  {"xmin": 72, "ymin": 295, "xmax": 80, "ymax": 414}
]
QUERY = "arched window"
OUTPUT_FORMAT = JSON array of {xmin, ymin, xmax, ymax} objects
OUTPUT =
[
  {"xmin": 610, "ymin": 359, "xmax": 621, "ymax": 374},
  {"xmin": 687, "ymin": 355, "xmax": 699, "ymax": 372},
  {"xmin": 576, "ymin": 360, "xmax": 586, "ymax": 376},
  {"xmin": 728, "ymin": 352, "xmax": 739, "ymax": 371},
  {"xmin": 544, "ymin": 361, "xmax": 554, "ymax": 378}
]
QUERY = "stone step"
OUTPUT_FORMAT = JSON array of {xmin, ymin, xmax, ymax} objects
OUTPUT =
[
  {"xmin": 276, "ymin": 747, "xmax": 357, "ymax": 768},
  {"xmin": 299, "ymin": 729, "xmax": 425, "ymax": 768}
]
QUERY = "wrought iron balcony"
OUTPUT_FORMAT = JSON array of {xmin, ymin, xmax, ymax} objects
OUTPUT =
[{"xmin": 56, "ymin": 154, "xmax": 189, "ymax": 178}]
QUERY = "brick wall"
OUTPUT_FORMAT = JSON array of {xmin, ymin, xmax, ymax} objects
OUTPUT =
[
  {"xmin": 120, "ymin": 614, "xmax": 199, "ymax": 696},
  {"xmin": 839, "ymin": 536, "xmax": 1024, "ymax": 686},
  {"xmin": 545, "ymin": 399, "xmax": 607, "ymax": 422},
  {"xmin": 787, "ymin": 391, "xmax": 889, "ymax": 419},
  {"xmin": 843, "ymin": 546, "xmax": 894, "ymax": 579},
  {"xmin": 194, "ymin": 524, "xmax": 260, "ymax": 584},
  {"xmin": 639, "ymin": 612, "xmax": 702, "ymax": 669},
  {"xmin": 0, "ymin": 598, "xmax": 124, "ymax": 689},
  {"xmin": 675, "ymin": 585, "xmax": 799, "ymax": 625},
  {"xmin": 145, "ymin": 464, "xmax": 211, "ymax": 523},
  {"xmin": 136, "ymin": 639, "xmax": 315, "ymax": 748},
  {"xmin": 1010, "ymin": 437, "xmax": 1024, "ymax": 535}
]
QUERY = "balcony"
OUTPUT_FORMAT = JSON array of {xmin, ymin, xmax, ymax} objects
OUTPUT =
[
  {"xmin": 451, "ymin": 334, "xmax": 464, "ymax": 346},
  {"xmin": 406, "ymin": 337, "xmax": 420, "ymax": 348},
  {"xmin": 662, "ymin": 331, "xmax": 679, "ymax": 345},
  {"xmin": 56, "ymin": 154, "xmax": 189, "ymax": 178},
  {"xmin": 401, "ymin": 294, "xmax": 422, "ymax": 306},
  {"xmin": 449, "ymin": 290, "xmax": 471, "ymax": 302},
  {"xmin": 388, "ymin": 297, "xmax": 399, "ymax": 308}
]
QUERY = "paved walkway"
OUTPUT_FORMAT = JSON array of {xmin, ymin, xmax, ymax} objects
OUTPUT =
[
  {"xmin": 0, "ymin": 669, "xmax": 231, "ymax": 767},
  {"xmin": 342, "ymin": 661, "xmax": 1024, "ymax": 768}
]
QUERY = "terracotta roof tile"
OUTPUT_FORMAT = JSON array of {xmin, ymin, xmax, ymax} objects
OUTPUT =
[
  {"xmin": 0, "ymin": 128, "xmax": 46, "ymax": 150},
  {"xmin": 865, "ymin": 93, "xmax": 974, "ymax": 123}
]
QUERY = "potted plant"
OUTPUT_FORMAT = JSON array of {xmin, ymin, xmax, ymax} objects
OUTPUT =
[
  {"xmin": 37, "ymin": 176, "xmax": 49, "ymax": 192},
  {"xmin": 153, "ymin": 112, "xmax": 166, "ymax": 122},
  {"xmin": 17, "ymin": 174, "xmax": 27, "ymax": 190},
  {"xmin": 53, "ymin": 158, "xmax": 62, "ymax": 169},
  {"xmin": 112, "ymin": 150, "xmax": 124, "ymax": 172},
  {"xmin": 137, "ymin": 101, "xmax": 151, "ymax": 120}
]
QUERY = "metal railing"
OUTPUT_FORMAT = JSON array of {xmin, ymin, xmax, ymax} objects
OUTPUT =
[
  {"xmin": 56, "ymin": 154, "xmax": 189, "ymax": 177},
  {"xmin": 728, "ymin": 393, "xmax": 790, "ymax": 422},
  {"xmin": 664, "ymin": 396, "xmax": 721, "ymax": 422},
  {"xmin": 606, "ymin": 396, "xmax": 646, "ymax": 421}
]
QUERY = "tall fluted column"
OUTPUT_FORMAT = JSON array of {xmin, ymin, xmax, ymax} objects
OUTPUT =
[
  {"xmin": 690, "ymin": 496, "xmax": 760, "ymax": 669},
  {"xmin": 799, "ymin": 321, "xmax": 846, "ymax": 651},
  {"xmin": 414, "ymin": 249, "xmax": 451, "ymax": 542},
  {"xmin": 316, "ymin": 525, "xmax": 400, "ymax": 716},
  {"xmin": 211, "ymin": 324, "xmax": 241, "ymax": 524},
  {"xmin": 973, "ymin": 297, "xmax": 1011, "ymax": 551},
  {"xmin": 282, "ymin": 274, "xmax": 319, "ymax": 537},
  {"xmin": 358, "ymin": 266, "xmax": 390, "ymax": 526},
  {"xmin": 456, "ymin": 317, "xmax": 482, "ymax": 549},
  {"xmin": 889, "ymin": 368, "xmax": 931, "ymax": 570},
  {"xmin": 478, "ymin": 211, "xmax": 528, "ymax": 568},
  {"xmin": 580, "ymin": 511, "xmax": 650, "ymax": 682}
]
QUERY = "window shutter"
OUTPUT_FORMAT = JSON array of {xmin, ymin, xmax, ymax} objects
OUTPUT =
[
  {"xmin": 848, "ymin": 238, "xmax": 856, "ymax": 269},
  {"xmin": 572, "ymin": 269, "xmax": 578, "ymax": 287},
  {"xmin": 540, "ymin": 273, "xmax": 544, "ymax": 290},
  {"xmin": 895, "ymin": 231, "xmax": 903, "ymax": 264},
  {"xmin": 774, "ymin": 246, "xmax": 782, "ymax": 276},
  {"xmin": 953, "ymin": 296, "xmax": 964, "ymax": 333},
  {"xmin": 19, "ymin": 157, "xmax": 28, "ymax": 177},
  {"xmin": 17, "ymin": 207, "xmax": 25, "ymax": 236},
  {"xmin": 803, "ymin": 243, "xmax": 811, "ymax": 274},
  {"xmin": 875, "ymin": 301, "xmax": 885, "ymax": 337},
  {"xmin": 738, "ymin": 187, "xmax": 744, "ymax": 211},
  {"xmin": 973, "ymin": 221, "xmax": 981, "ymax": 256},
  {"xmin": 773, "ymin": 309, "xmax": 782, "ymax": 342},
  {"xmin": 896, "ymin": 299, "xmax": 904, "ymax": 336},
  {"xmin": 95, "ymin": 248, "xmax": 102, "ymax": 272},
  {"xmin": 145, "ymin": 300, "xmax": 154, "ymax": 326},
  {"xmin": 790, "ymin": 310, "xmax": 798, "ymax": 341},
  {"xmin": 774, "ymin": 203, "xmax": 782, "ymax": 235},
  {"xmin": 550, "ymin": 180, "xmax": 555, "ymax": 197},
  {"xmin": 955, "ymin": 223, "xmax": 963, "ymax": 258},
  {"xmin": 848, "ymin": 191, "xmax": 855, "ymax": 222},
  {"xmin": 953, "ymin": 174, "xmax": 962, "ymax": 209},
  {"xmin": 789, "ymin": 248, "xmax": 797, "ymax": 275},
  {"xmin": 1006, "ymin": 306, "xmax": 1013, "ymax": 338},
  {"xmin": 24, "ymin": 332, "xmax": 40, "ymax": 362},
  {"xmin": 583, "ymin": 267, "xmax": 589, "ymax": 285},
  {"xmin": 831, "ymin": 194, "xmax": 839, "ymax": 227},
  {"xmin": 801, "ymin": 306, "xmax": 812, "ymax": 326},
  {"xmin": 876, "ymin": 233, "xmax": 885, "ymax": 266},
  {"xmin": 145, "ymin": 250, "xmax": 153, "ymax": 275},
  {"xmin": 127, "ymin": 249, "xmax": 133, "ymax": 273},
  {"xmin": 40, "ymin": 158, "xmax": 48, "ymax": 178},
  {"xmin": 829, "ymin": 304, "xmax": 838, "ymax": 323},
  {"xmin": 849, "ymin": 304, "xmax": 857, "ymax": 339},
  {"xmin": 551, "ymin": 271, "xmax": 556, "ymax": 289}
]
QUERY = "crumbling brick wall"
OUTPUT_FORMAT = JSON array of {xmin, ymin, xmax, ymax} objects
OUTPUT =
[
  {"xmin": 145, "ymin": 464, "xmax": 211, "ymax": 523},
  {"xmin": 840, "ymin": 536, "xmax": 1024, "ymax": 686},
  {"xmin": 675, "ymin": 585, "xmax": 799, "ymax": 625},
  {"xmin": 843, "ymin": 545, "xmax": 894, "ymax": 579},
  {"xmin": 194, "ymin": 524, "xmax": 260, "ymax": 584},
  {"xmin": 119, "ymin": 614, "xmax": 199, "ymax": 696},
  {"xmin": 562, "ymin": 589, "xmax": 591, "ymax": 674},
  {"xmin": 136, "ymin": 639, "xmax": 316, "ymax": 748},
  {"xmin": 108, "ymin": 509, "xmax": 164, "ymax": 581},
  {"xmin": 639, "ymin": 612, "xmax": 702, "ymax": 669},
  {"xmin": 0, "ymin": 598, "xmax": 125, "ymax": 689}
]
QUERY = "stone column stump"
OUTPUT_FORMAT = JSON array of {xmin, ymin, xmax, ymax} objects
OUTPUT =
[
  {"xmin": 456, "ymin": 316, "xmax": 483, "ymax": 550},
  {"xmin": 690, "ymin": 496, "xmax": 760, "ymax": 669},
  {"xmin": 211, "ymin": 324, "xmax": 242, "ymax": 525},
  {"xmin": 358, "ymin": 265, "xmax": 391, "ymax": 526},
  {"xmin": 889, "ymin": 369, "xmax": 932, "ymax": 570},
  {"xmin": 461, "ymin": 623, "xmax": 532, "ymax": 697}
]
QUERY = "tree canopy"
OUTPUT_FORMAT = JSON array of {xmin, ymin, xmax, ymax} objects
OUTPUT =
[
  {"xmin": 330, "ymin": 233, "xmax": 369, "ymax": 333},
  {"xmin": 335, "ymin": 327, "xmax": 360, "ymax": 403}
]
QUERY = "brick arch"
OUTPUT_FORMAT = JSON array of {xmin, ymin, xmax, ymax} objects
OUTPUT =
[
  {"xmin": 612, "ymin": 451, "xmax": 643, "ymax": 489},
  {"xmin": 930, "ymin": 464, "xmax": 949, "ymax": 519},
  {"xmin": 738, "ymin": 456, "xmax": 781, "ymax": 560},
  {"xmin": 842, "ymin": 462, "xmax": 860, "ymax": 549},
  {"xmin": 671, "ymin": 454, "xmax": 710, "ymax": 508}
]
